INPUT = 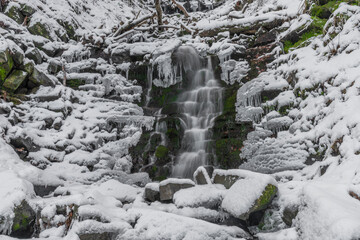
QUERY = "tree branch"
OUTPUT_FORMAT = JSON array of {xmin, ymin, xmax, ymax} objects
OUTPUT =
[{"xmin": 171, "ymin": 0, "xmax": 190, "ymax": 18}]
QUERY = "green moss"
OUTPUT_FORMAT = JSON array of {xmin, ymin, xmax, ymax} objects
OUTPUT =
[
  {"xmin": 28, "ymin": 22, "xmax": 52, "ymax": 40},
  {"xmin": 0, "ymin": 50, "xmax": 14, "ymax": 83},
  {"xmin": 3, "ymin": 70, "xmax": 28, "ymax": 92},
  {"xmin": 254, "ymin": 184, "xmax": 277, "ymax": 210},
  {"xmin": 155, "ymin": 145, "xmax": 169, "ymax": 159},
  {"xmin": 215, "ymin": 138, "xmax": 245, "ymax": 169},
  {"xmin": 67, "ymin": 79, "xmax": 85, "ymax": 89}
]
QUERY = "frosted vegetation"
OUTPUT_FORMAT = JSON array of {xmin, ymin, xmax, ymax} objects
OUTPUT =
[{"xmin": 0, "ymin": 0, "xmax": 360, "ymax": 239}]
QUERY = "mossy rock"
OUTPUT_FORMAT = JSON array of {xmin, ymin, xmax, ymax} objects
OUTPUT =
[
  {"xmin": 3, "ymin": 70, "xmax": 28, "ymax": 92},
  {"xmin": 240, "ymin": 184, "xmax": 278, "ymax": 221},
  {"xmin": 19, "ymin": 3, "xmax": 36, "ymax": 16},
  {"xmin": 20, "ymin": 60, "xmax": 34, "ymax": 75},
  {"xmin": 28, "ymin": 67, "xmax": 55, "ymax": 88},
  {"xmin": 28, "ymin": 21, "xmax": 52, "ymax": 40},
  {"xmin": 5, "ymin": 4, "xmax": 24, "ymax": 24},
  {"xmin": 67, "ymin": 78, "xmax": 86, "ymax": 89},
  {"xmin": 10, "ymin": 200, "xmax": 36, "ymax": 238},
  {"xmin": 0, "ymin": 48, "xmax": 14, "ymax": 83},
  {"xmin": 215, "ymin": 138, "xmax": 247, "ymax": 169},
  {"xmin": 146, "ymin": 164, "xmax": 170, "ymax": 181}
]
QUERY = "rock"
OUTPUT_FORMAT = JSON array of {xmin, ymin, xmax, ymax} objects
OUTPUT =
[
  {"xmin": 10, "ymin": 200, "xmax": 36, "ymax": 238},
  {"xmin": 20, "ymin": 3, "xmax": 36, "ymax": 16},
  {"xmin": 155, "ymin": 145, "xmax": 170, "ymax": 165},
  {"xmin": 8, "ymin": 43, "xmax": 25, "ymax": 66},
  {"xmin": 221, "ymin": 170, "xmax": 278, "ymax": 221},
  {"xmin": 20, "ymin": 60, "xmax": 35, "ymax": 75},
  {"xmin": 212, "ymin": 169, "xmax": 242, "ymax": 189},
  {"xmin": 144, "ymin": 182, "xmax": 160, "ymax": 202},
  {"xmin": 282, "ymin": 205, "xmax": 299, "ymax": 226},
  {"xmin": 254, "ymin": 30, "xmax": 277, "ymax": 47},
  {"xmin": 193, "ymin": 166, "xmax": 213, "ymax": 185},
  {"xmin": 159, "ymin": 178, "xmax": 195, "ymax": 201},
  {"xmin": 3, "ymin": 70, "xmax": 28, "ymax": 92},
  {"xmin": 25, "ymin": 48, "xmax": 42, "ymax": 65},
  {"xmin": 47, "ymin": 59, "xmax": 62, "ymax": 74},
  {"xmin": 0, "ymin": 48, "xmax": 14, "ymax": 83},
  {"xmin": 10, "ymin": 135, "xmax": 40, "ymax": 155},
  {"xmin": 5, "ymin": 3, "xmax": 24, "ymax": 25},
  {"xmin": 28, "ymin": 67, "xmax": 55, "ymax": 87}
]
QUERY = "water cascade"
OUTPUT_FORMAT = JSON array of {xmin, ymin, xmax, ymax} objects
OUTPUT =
[{"xmin": 171, "ymin": 46, "xmax": 223, "ymax": 178}]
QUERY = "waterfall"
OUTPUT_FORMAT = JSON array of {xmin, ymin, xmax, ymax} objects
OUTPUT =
[{"xmin": 172, "ymin": 46, "xmax": 223, "ymax": 178}]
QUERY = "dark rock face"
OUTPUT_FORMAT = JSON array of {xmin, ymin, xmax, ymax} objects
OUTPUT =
[
  {"xmin": 25, "ymin": 48, "xmax": 42, "ymax": 65},
  {"xmin": 10, "ymin": 200, "xmax": 36, "ymax": 238},
  {"xmin": 159, "ymin": 180, "xmax": 195, "ymax": 201}
]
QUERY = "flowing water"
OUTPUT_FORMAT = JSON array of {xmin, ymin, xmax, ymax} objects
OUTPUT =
[{"xmin": 171, "ymin": 46, "xmax": 223, "ymax": 178}]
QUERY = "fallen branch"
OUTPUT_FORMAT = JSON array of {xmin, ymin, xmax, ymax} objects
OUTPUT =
[
  {"xmin": 179, "ymin": 21, "xmax": 193, "ymax": 34},
  {"xmin": 155, "ymin": 0, "xmax": 163, "ymax": 26},
  {"xmin": 113, "ymin": 12, "xmax": 156, "ymax": 38},
  {"xmin": 171, "ymin": 0, "xmax": 190, "ymax": 18}
]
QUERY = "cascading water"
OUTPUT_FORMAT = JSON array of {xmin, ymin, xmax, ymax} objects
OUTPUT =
[{"xmin": 171, "ymin": 46, "xmax": 223, "ymax": 178}]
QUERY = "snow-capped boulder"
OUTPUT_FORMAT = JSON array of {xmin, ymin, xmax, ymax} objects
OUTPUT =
[
  {"xmin": 10, "ymin": 200, "xmax": 36, "ymax": 238},
  {"xmin": 193, "ymin": 166, "xmax": 213, "ymax": 185},
  {"xmin": 144, "ymin": 183, "xmax": 160, "ymax": 202},
  {"xmin": 159, "ymin": 178, "xmax": 195, "ymax": 201},
  {"xmin": 173, "ymin": 184, "xmax": 226, "ymax": 209},
  {"xmin": 221, "ymin": 170, "xmax": 277, "ymax": 221}
]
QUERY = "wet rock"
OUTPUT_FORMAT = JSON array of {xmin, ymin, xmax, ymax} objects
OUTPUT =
[
  {"xmin": 159, "ymin": 178, "xmax": 195, "ymax": 201},
  {"xmin": 144, "ymin": 183, "xmax": 160, "ymax": 202},
  {"xmin": 3, "ymin": 70, "xmax": 28, "ymax": 92},
  {"xmin": 193, "ymin": 166, "xmax": 213, "ymax": 185},
  {"xmin": 0, "ymin": 48, "xmax": 14, "ymax": 83},
  {"xmin": 10, "ymin": 200, "xmax": 36, "ymax": 238},
  {"xmin": 155, "ymin": 145, "xmax": 170, "ymax": 165},
  {"xmin": 25, "ymin": 48, "xmax": 42, "ymax": 65},
  {"xmin": 282, "ymin": 205, "xmax": 299, "ymax": 226},
  {"xmin": 254, "ymin": 30, "xmax": 277, "ymax": 47}
]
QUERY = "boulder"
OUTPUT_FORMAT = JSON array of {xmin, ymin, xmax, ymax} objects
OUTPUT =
[
  {"xmin": 28, "ymin": 19, "xmax": 52, "ymax": 40},
  {"xmin": 10, "ymin": 200, "xmax": 36, "ymax": 238},
  {"xmin": 159, "ymin": 178, "xmax": 195, "ymax": 201},
  {"xmin": 78, "ymin": 232, "xmax": 118, "ymax": 240},
  {"xmin": 20, "ymin": 60, "xmax": 35, "ymax": 75},
  {"xmin": 33, "ymin": 184, "xmax": 60, "ymax": 197},
  {"xmin": 28, "ymin": 67, "xmax": 55, "ymax": 87},
  {"xmin": 212, "ymin": 169, "xmax": 242, "ymax": 189},
  {"xmin": 3, "ymin": 70, "xmax": 28, "ymax": 92},
  {"xmin": 20, "ymin": 3, "xmax": 36, "ymax": 16},
  {"xmin": 144, "ymin": 183, "xmax": 160, "ymax": 202},
  {"xmin": 8, "ymin": 43, "xmax": 25, "ymax": 66},
  {"xmin": 221, "ymin": 169, "xmax": 278, "ymax": 221},
  {"xmin": 0, "ymin": 48, "xmax": 14, "ymax": 83},
  {"xmin": 193, "ymin": 166, "xmax": 213, "ymax": 185},
  {"xmin": 25, "ymin": 48, "xmax": 42, "ymax": 65}
]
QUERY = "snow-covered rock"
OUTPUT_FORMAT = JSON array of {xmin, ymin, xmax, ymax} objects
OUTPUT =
[{"xmin": 159, "ymin": 178, "xmax": 195, "ymax": 201}]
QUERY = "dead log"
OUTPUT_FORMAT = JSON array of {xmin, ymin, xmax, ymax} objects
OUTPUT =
[{"xmin": 171, "ymin": 0, "xmax": 190, "ymax": 18}]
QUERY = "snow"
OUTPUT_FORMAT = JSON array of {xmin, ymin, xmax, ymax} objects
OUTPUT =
[
  {"xmin": 173, "ymin": 184, "xmax": 226, "ymax": 208},
  {"xmin": 159, "ymin": 178, "xmax": 195, "ymax": 187}
]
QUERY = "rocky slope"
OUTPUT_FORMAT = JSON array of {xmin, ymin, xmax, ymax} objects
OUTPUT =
[{"xmin": 0, "ymin": 0, "xmax": 360, "ymax": 239}]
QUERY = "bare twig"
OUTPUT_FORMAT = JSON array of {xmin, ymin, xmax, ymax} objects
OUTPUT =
[{"xmin": 113, "ymin": 12, "xmax": 156, "ymax": 38}]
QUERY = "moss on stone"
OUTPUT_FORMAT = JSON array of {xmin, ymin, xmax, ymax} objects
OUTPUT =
[
  {"xmin": 3, "ymin": 70, "xmax": 28, "ymax": 92},
  {"xmin": 28, "ymin": 21, "xmax": 52, "ymax": 40},
  {"xmin": 155, "ymin": 145, "xmax": 169, "ymax": 159},
  {"xmin": 254, "ymin": 184, "xmax": 277, "ymax": 210},
  {"xmin": 0, "ymin": 49, "xmax": 14, "ymax": 83},
  {"xmin": 67, "ymin": 79, "xmax": 85, "ymax": 89},
  {"xmin": 5, "ymin": 5, "xmax": 24, "ymax": 24}
]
